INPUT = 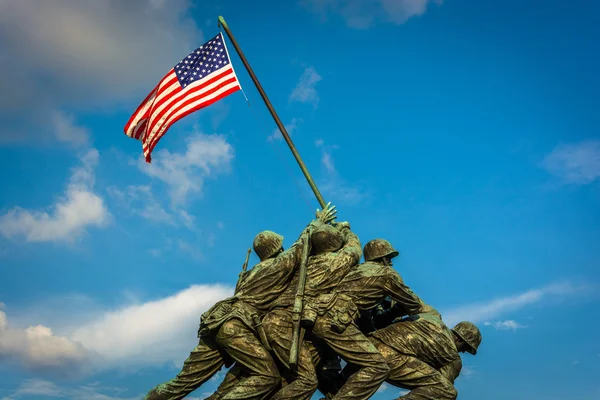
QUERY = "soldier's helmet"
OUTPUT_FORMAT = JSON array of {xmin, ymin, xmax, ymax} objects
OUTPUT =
[
  {"xmin": 451, "ymin": 321, "xmax": 482, "ymax": 355},
  {"xmin": 253, "ymin": 230, "xmax": 284, "ymax": 261},
  {"xmin": 310, "ymin": 224, "xmax": 344, "ymax": 254},
  {"xmin": 363, "ymin": 239, "xmax": 400, "ymax": 262}
]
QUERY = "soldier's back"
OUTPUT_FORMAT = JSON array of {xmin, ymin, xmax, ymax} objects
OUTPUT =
[{"xmin": 371, "ymin": 316, "xmax": 458, "ymax": 369}]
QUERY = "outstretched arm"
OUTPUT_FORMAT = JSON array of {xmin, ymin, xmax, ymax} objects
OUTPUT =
[{"xmin": 383, "ymin": 271, "xmax": 426, "ymax": 318}]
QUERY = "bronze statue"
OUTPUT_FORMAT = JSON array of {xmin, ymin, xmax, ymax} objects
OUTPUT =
[{"xmin": 144, "ymin": 203, "xmax": 482, "ymax": 400}]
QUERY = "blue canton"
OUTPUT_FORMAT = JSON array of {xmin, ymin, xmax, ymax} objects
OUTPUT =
[{"xmin": 174, "ymin": 33, "xmax": 231, "ymax": 89}]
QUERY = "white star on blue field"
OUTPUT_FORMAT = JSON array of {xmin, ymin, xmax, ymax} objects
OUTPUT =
[{"xmin": 0, "ymin": 1, "xmax": 599, "ymax": 399}]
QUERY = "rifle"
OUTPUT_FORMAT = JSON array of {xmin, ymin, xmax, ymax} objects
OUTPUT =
[
  {"xmin": 235, "ymin": 248, "xmax": 252, "ymax": 293},
  {"xmin": 289, "ymin": 227, "xmax": 312, "ymax": 373}
]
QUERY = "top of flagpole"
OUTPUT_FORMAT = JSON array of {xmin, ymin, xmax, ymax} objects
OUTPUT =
[{"xmin": 217, "ymin": 15, "xmax": 328, "ymax": 210}]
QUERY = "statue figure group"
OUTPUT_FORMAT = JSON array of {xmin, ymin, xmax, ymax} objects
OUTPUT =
[{"xmin": 144, "ymin": 204, "xmax": 482, "ymax": 400}]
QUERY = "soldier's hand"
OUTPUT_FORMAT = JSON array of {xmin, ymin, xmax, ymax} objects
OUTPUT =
[
  {"xmin": 316, "ymin": 202, "xmax": 337, "ymax": 224},
  {"xmin": 334, "ymin": 221, "xmax": 350, "ymax": 230}
]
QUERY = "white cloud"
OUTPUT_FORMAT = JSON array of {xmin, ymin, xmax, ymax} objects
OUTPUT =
[
  {"xmin": 300, "ymin": 0, "xmax": 442, "ymax": 29},
  {"xmin": 1, "ymin": 379, "xmax": 140, "ymax": 400},
  {"xmin": 484, "ymin": 320, "xmax": 527, "ymax": 331},
  {"xmin": 0, "ymin": 311, "xmax": 92, "ymax": 376},
  {"xmin": 456, "ymin": 365, "xmax": 476, "ymax": 381},
  {"xmin": 69, "ymin": 284, "xmax": 233, "ymax": 368},
  {"xmin": 268, "ymin": 118, "xmax": 302, "ymax": 141},
  {"xmin": 107, "ymin": 185, "xmax": 174, "ymax": 225},
  {"xmin": 0, "ymin": 285, "xmax": 233, "ymax": 374},
  {"xmin": 1, "ymin": 284, "xmax": 233, "ymax": 375},
  {"xmin": 136, "ymin": 133, "xmax": 234, "ymax": 206},
  {"xmin": 315, "ymin": 139, "xmax": 369, "ymax": 204},
  {"xmin": 541, "ymin": 139, "xmax": 600, "ymax": 184},
  {"xmin": 0, "ymin": 149, "xmax": 110, "ymax": 243},
  {"xmin": 177, "ymin": 239, "xmax": 204, "ymax": 261},
  {"xmin": 289, "ymin": 67, "xmax": 322, "ymax": 107},
  {"xmin": 443, "ymin": 281, "xmax": 595, "ymax": 327},
  {"xmin": 51, "ymin": 111, "xmax": 89, "ymax": 147}
]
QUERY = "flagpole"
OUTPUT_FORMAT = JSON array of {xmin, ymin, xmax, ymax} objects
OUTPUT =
[{"xmin": 218, "ymin": 16, "xmax": 327, "ymax": 210}]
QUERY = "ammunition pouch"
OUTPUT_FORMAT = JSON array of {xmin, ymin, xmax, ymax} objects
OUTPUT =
[
  {"xmin": 198, "ymin": 297, "xmax": 238, "ymax": 338},
  {"xmin": 198, "ymin": 297, "xmax": 261, "ymax": 339},
  {"xmin": 303, "ymin": 293, "xmax": 359, "ymax": 334}
]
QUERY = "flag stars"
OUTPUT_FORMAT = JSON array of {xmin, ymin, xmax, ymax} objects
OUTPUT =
[{"xmin": 173, "ymin": 35, "xmax": 231, "ymax": 86}]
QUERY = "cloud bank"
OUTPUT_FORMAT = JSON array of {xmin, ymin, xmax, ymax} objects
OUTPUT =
[
  {"xmin": 0, "ymin": 311, "xmax": 92, "ymax": 377},
  {"xmin": 2, "ymin": 280, "xmax": 594, "ymax": 376},
  {"xmin": 442, "ymin": 282, "xmax": 595, "ymax": 327},
  {"xmin": 0, "ymin": 284, "xmax": 233, "ymax": 375}
]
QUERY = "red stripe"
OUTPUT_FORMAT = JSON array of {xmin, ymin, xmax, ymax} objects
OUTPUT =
[
  {"xmin": 141, "ymin": 74, "xmax": 181, "ymax": 134},
  {"xmin": 144, "ymin": 68, "xmax": 236, "ymax": 142},
  {"xmin": 123, "ymin": 70, "xmax": 175, "ymax": 135},
  {"xmin": 145, "ymin": 75, "xmax": 238, "ymax": 152},
  {"xmin": 144, "ymin": 76, "xmax": 239, "ymax": 152},
  {"xmin": 144, "ymin": 85, "xmax": 240, "ymax": 162},
  {"xmin": 124, "ymin": 85, "xmax": 158, "ymax": 135},
  {"xmin": 133, "ymin": 119, "xmax": 148, "ymax": 140}
]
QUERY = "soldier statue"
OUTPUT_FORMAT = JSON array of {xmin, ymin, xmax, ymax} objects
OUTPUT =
[{"xmin": 144, "ymin": 203, "xmax": 482, "ymax": 400}]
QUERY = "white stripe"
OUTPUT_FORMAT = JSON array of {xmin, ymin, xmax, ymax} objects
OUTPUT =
[
  {"xmin": 144, "ymin": 66, "xmax": 233, "ymax": 140},
  {"xmin": 144, "ymin": 68, "xmax": 238, "ymax": 145},
  {"xmin": 143, "ymin": 73, "xmax": 181, "ymax": 136},
  {"xmin": 125, "ymin": 90, "xmax": 156, "ymax": 137},
  {"xmin": 145, "ymin": 76, "xmax": 239, "ymax": 150},
  {"xmin": 125, "ymin": 69, "xmax": 175, "ymax": 137},
  {"xmin": 143, "ymin": 79, "xmax": 240, "ymax": 152}
]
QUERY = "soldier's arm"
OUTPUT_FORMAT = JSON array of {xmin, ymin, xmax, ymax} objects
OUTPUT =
[
  {"xmin": 330, "ymin": 226, "xmax": 362, "ymax": 273},
  {"xmin": 271, "ymin": 223, "xmax": 312, "ymax": 274},
  {"xmin": 439, "ymin": 358, "xmax": 462, "ymax": 383},
  {"xmin": 384, "ymin": 271, "xmax": 426, "ymax": 317}
]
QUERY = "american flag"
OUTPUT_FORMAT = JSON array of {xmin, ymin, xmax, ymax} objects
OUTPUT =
[{"xmin": 124, "ymin": 33, "xmax": 241, "ymax": 162}]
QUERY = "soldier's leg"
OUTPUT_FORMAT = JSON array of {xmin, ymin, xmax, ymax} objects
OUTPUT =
[
  {"xmin": 262, "ymin": 309, "xmax": 319, "ymax": 400},
  {"xmin": 215, "ymin": 318, "xmax": 280, "ymax": 400},
  {"xmin": 204, "ymin": 364, "xmax": 247, "ymax": 400},
  {"xmin": 305, "ymin": 337, "xmax": 343, "ymax": 399},
  {"xmin": 374, "ymin": 340, "xmax": 457, "ymax": 400},
  {"xmin": 145, "ymin": 338, "xmax": 225, "ymax": 400},
  {"xmin": 312, "ymin": 316, "xmax": 390, "ymax": 400}
]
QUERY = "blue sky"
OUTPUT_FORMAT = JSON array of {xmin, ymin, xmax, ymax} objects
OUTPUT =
[{"xmin": 0, "ymin": 0, "xmax": 599, "ymax": 399}]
